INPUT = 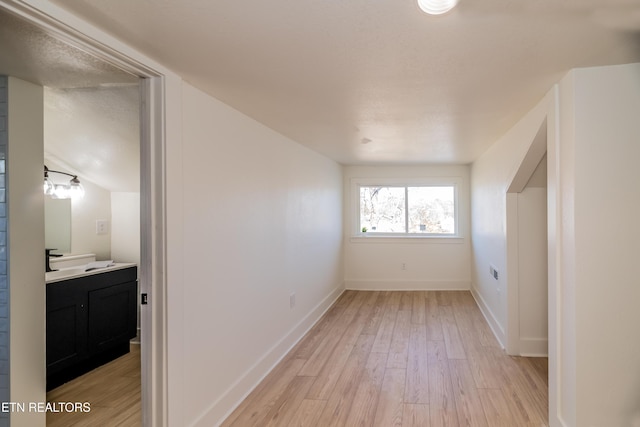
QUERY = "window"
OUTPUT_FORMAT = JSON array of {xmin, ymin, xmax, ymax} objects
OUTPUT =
[{"xmin": 358, "ymin": 184, "xmax": 457, "ymax": 236}]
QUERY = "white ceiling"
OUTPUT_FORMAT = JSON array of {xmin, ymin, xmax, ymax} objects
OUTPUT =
[
  {"xmin": 2, "ymin": 1, "xmax": 640, "ymax": 173},
  {"xmin": 48, "ymin": 0, "xmax": 640, "ymax": 165}
]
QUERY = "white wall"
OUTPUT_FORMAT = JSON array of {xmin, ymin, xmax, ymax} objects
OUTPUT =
[
  {"xmin": 179, "ymin": 82, "xmax": 344, "ymax": 426},
  {"xmin": 7, "ymin": 77, "xmax": 46, "ymax": 427},
  {"xmin": 470, "ymin": 92, "xmax": 552, "ymax": 347},
  {"xmin": 555, "ymin": 63, "xmax": 640, "ymax": 427},
  {"xmin": 70, "ymin": 175, "xmax": 111, "ymax": 260},
  {"xmin": 473, "ymin": 62, "xmax": 640, "ymax": 426},
  {"xmin": 343, "ymin": 165, "xmax": 470, "ymax": 290},
  {"xmin": 44, "ymin": 159, "xmax": 112, "ymax": 259},
  {"xmin": 556, "ymin": 70, "xmax": 577, "ymax": 427},
  {"xmin": 110, "ymin": 192, "xmax": 140, "ymax": 264}
]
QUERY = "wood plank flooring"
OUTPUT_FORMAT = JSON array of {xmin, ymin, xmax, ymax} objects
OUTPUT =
[
  {"xmin": 46, "ymin": 344, "xmax": 141, "ymax": 427},
  {"xmin": 222, "ymin": 291, "xmax": 548, "ymax": 427},
  {"xmin": 44, "ymin": 292, "xmax": 547, "ymax": 427}
]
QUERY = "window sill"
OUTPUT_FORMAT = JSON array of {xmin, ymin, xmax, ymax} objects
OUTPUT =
[{"xmin": 349, "ymin": 235, "xmax": 464, "ymax": 244}]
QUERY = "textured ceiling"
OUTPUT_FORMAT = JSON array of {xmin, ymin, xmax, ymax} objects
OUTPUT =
[
  {"xmin": 0, "ymin": 9, "xmax": 137, "ymax": 89},
  {"xmin": 48, "ymin": 0, "xmax": 640, "ymax": 165},
  {"xmin": 0, "ymin": 9, "xmax": 140, "ymax": 193}
]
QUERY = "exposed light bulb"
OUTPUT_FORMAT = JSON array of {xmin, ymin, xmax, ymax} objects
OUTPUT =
[
  {"xmin": 44, "ymin": 177, "xmax": 54, "ymax": 195},
  {"xmin": 51, "ymin": 184, "xmax": 70, "ymax": 199},
  {"xmin": 44, "ymin": 166, "xmax": 86, "ymax": 200},
  {"xmin": 68, "ymin": 178, "xmax": 85, "ymax": 200},
  {"xmin": 417, "ymin": 0, "xmax": 458, "ymax": 15}
]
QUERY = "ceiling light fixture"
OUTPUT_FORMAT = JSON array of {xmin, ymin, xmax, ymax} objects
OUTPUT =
[
  {"xmin": 44, "ymin": 165, "xmax": 85, "ymax": 200},
  {"xmin": 417, "ymin": 0, "xmax": 458, "ymax": 15}
]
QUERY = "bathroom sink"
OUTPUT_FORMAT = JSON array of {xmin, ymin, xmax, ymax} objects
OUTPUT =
[{"xmin": 45, "ymin": 262, "xmax": 137, "ymax": 284}]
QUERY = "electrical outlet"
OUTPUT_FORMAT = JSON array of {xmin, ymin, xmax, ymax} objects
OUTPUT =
[
  {"xmin": 401, "ymin": 263, "xmax": 407, "ymax": 270},
  {"xmin": 290, "ymin": 293, "xmax": 296, "ymax": 309},
  {"xmin": 490, "ymin": 265, "xmax": 499, "ymax": 280}
]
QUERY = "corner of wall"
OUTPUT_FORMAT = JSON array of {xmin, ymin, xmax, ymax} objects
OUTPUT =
[{"xmin": 7, "ymin": 75, "xmax": 47, "ymax": 427}]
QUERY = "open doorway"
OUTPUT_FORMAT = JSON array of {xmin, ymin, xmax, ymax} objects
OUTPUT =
[
  {"xmin": 505, "ymin": 119, "xmax": 549, "ymax": 357},
  {"xmin": 512, "ymin": 155, "xmax": 548, "ymax": 356},
  {"xmin": 0, "ymin": 4, "xmax": 167, "ymax": 426},
  {"xmin": 43, "ymin": 82, "xmax": 142, "ymax": 425}
]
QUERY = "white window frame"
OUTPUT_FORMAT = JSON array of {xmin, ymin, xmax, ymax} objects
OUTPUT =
[{"xmin": 351, "ymin": 177, "xmax": 462, "ymax": 240}]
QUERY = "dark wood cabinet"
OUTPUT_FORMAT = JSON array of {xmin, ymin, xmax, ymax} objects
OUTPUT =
[
  {"xmin": 46, "ymin": 266, "xmax": 137, "ymax": 390},
  {"xmin": 46, "ymin": 290, "xmax": 88, "ymax": 374},
  {"xmin": 88, "ymin": 281, "xmax": 137, "ymax": 353}
]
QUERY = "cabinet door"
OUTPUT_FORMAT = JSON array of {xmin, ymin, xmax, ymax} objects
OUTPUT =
[
  {"xmin": 87, "ymin": 281, "xmax": 137, "ymax": 354},
  {"xmin": 46, "ymin": 290, "xmax": 87, "ymax": 373}
]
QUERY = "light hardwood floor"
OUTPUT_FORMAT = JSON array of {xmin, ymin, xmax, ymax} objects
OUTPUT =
[
  {"xmin": 45, "ymin": 291, "xmax": 548, "ymax": 426},
  {"xmin": 46, "ymin": 344, "xmax": 141, "ymax": 427},
  {"xmin": 222, "ymin": 290, "xmax": 548, "ymax": 427}
]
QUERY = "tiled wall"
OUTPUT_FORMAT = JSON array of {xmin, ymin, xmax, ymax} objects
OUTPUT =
[{"xmin": 0, "ymin": 75, "xmax": 8, "ymax": 427}]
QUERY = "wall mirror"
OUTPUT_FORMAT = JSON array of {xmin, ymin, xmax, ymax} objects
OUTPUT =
[{"xmin": 45, "ymin": 197, "xmax": 71, "ymax": 253}]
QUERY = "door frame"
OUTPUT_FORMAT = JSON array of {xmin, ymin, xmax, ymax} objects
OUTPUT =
[{"xmin": 0, "ymin": 1, "xmax": 169, "ymax": 425}]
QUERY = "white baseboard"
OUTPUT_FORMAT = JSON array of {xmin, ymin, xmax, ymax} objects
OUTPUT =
[
  {"xmin": 193, "ymin": 284, "xmax": 345, "ymax": 427},
  {"xmin": 519, "ymin": 337, "xmax": 548, "ymax": 357},
  {"xmin": 130, "ymin": 327, "xmax": 141, "ymax": 344},
  {"xmin": 470, "ymin": 285, "xmax": 505, "ymax": 349},
  {"xmin": 344, "ymin": 280, "xmax": 470, "ymax": 291}
]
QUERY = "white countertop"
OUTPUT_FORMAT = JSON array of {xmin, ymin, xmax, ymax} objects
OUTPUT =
[{"xmin": 45, "ymin": 262, "xmax": 137, "ymax": 284}]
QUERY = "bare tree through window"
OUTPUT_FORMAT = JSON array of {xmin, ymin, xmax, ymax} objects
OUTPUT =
[{"xmin": 360, "ymin": 185, "xmax": 455, "ymax": 234}]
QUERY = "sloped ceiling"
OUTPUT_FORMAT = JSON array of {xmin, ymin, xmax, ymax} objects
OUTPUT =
[
  {"xmin": 44, "ymin": 85, "xmax": 140, "ymax": 193},
  {"xmin": 50, "ymin": 0, "xmax": 640, "ymax": 164}
]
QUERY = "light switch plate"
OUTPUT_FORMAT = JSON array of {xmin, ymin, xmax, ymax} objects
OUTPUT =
[{"xmin": 96, "ymin": 219, "xmax": 109, "ymax": 235}]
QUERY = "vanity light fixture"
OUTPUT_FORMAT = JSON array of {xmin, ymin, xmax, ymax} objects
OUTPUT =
[
  {"xmin": 417, "ymin": 0, "xmax": 458, "ymax": 15},
  {"xmin": 44, "ymin": 165, "xmax": 85, "ymax": 200}
]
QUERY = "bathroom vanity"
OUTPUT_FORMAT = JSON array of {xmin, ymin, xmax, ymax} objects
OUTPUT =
[{"xmin": 45, "ymin": 256, "xmax": 137, "ymax": 390}]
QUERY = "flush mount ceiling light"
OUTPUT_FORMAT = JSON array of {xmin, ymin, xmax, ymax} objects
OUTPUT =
[
  {"xmin": 44, "ymin": 165, "xmax": 85, "ymax": 200},
  {"xmin": 417, "ymin": 0, "xmax": 458, "ymax": 15}
]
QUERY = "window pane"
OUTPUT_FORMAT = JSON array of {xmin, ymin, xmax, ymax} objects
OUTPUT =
[
  {"xmin": 360, "ymin": 187, "xmax": 406, "ymax": 232},
  {"xmin": 407, "ymin": 186, "xmax": 455, "ymax": 234}
]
